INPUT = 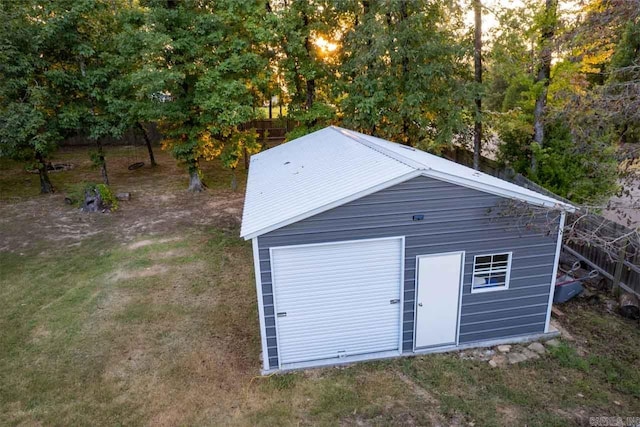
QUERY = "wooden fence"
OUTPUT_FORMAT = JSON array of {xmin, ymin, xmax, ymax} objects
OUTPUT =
[{"xmin": 244, "ymin": 118, "xmax": 294, "ymax": 146}]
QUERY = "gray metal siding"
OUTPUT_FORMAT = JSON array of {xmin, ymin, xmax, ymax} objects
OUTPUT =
[{"xmin": 257, "ymin": 176, "xmax": 560, "ymax": 369}]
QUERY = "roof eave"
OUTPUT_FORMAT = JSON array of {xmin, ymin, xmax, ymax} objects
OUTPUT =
[
  {"xmin": 421, "ymin": 169, "xmax": 576, "ymax": 213},
  {"xmin": 240, "ymin": 169, "xmax": 425, "ymax": 240}
]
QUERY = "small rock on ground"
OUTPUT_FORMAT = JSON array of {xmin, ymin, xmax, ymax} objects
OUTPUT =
[
  {"xmin": 497, "ymin": 345, "xmax": 511, "ymax": 353},
  {"xmin": 527, "ymin": 342, "xmax": 546, "ymax": 355},
  {"xmin": 489, "ymin": 354, "xmax": 507, "ymax": 368},
  {"xmin": 521, "ymin": 348, "xmax": 540, "ymax": 360},
  {"xmin": 507, "ymin": 352, "xmax": 528, "ymax": 364}
]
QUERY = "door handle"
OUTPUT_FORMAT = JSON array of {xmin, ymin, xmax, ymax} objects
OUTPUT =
[
  {"xmin": 418, "ymin": 302, "xmax": 423, "ymax": 307},
  {"xmin": 390, "ymin": 299, "xmax": 400, "ymax": 304}
]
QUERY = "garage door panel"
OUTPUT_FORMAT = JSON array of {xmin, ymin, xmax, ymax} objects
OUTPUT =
[
  {"xmin": 277, "ymin": 311, "xmax": 400, "ymax": 336},
  {"xmin": 276, "ymin": 286, "xmax": 399, "ymax": 308},
  {"xmin": 271, "ymin": 237, "xmax": 403, "ymax": 367}
]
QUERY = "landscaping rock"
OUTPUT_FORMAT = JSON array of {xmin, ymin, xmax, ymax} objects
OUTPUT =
[
  {"xmin": 497, "ymin": 345, "xmax": 511, "ymax": 353},
  {"xmin": 545, "ymin": 339, "xmax": 561, "ymax": 348},
  {"xmin": 527, "ymin": 342, "xmax": 546, "ymax": 355},
  {"xmin": 521, "ymin": 348, "xmax": 540, "ymax": 360},
  {"xmin": 489, "ymin": 354, "xmax": 507, "ymax": 368},
  {"xmin": 116, "ymin": 192, "xmax": 131, "ymax": 201},
  {"xmin": 507, "ymin": 352, "xmax": 528, "ymax": 364}
]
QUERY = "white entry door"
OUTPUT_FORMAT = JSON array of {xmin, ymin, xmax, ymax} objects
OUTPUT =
[
  {"xmin": 271, "ymin": 237, "xmax": 404, "ymax": 368},
  {"xmin": 414, "ymin": 252, "xmax": 464, "ymax": 349}
]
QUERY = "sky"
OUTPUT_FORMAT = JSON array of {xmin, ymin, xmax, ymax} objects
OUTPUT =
[
  {"xmin": 464, "ymin": 0, "xmax": 581, "ymax": 37},
  {"xmin": 464, "ymin": 0, "xmax": 522, "ymax": 35}
]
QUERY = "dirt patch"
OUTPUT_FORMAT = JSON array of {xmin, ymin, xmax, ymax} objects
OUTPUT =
[
  {"xmin": 0, "ymin": 148, "xmax": 245, "ymax": 254},
  {"xmin": 395, "ymin": 372, "xmax": 439, "ymax": 405},
  {"xmin": 127, "ymin": 237, "xmax": 182, "ymax": 250},
  {"xmin": 29, "ymin": 324, "xmax": 52, "ymax": 344},
  {"xmin": 108, "ymin": 264, "xmax": 169, "ymax": 282},
  {"xmin": 148, "ymin": 248, "xmax": 190, "ymax": 260},
  {"xmin": 496, "ymin": 405, "xmax": 521, "ymax": 425}
]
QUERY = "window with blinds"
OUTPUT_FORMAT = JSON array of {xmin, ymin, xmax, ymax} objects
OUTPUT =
[{"xmin": 471, "ymin": 253, "xmax": 512, "ymax": 293}]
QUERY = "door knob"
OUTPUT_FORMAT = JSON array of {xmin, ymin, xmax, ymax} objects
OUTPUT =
[{"xmin": 418, "ymin": 302, "xmax": 423, "ymax": 307}]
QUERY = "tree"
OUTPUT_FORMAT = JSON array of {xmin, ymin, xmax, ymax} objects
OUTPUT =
[
  {"xmin": 473, "ymin": 0, "xmax": 483, "ymax": 170},
  {"xmin": 0, "ymin": 1, "xmax": 62, "ymax": 193},
  {"xmin": 272, "ymin": 0, "xmax": 339, "ymax": 138},
  {"xmin": 487, "ymin": 1, "xmax": 620, "ymax": 204},
  {"xmin": 108, "ymin": 4, "xmax": 160, "ymax": 167},
  {"xmin": 34, "ymin": 0, "xmax": 132, "ymax": 186},
  {"xmin": 133, "ymin": 0, "xmax": 269, "ymax": 191},
  {"xmin": 531, "ymin": 0, "xmax": 558, "ymax": 173},
  {"xmin": 339, "ymin": 0, "xmax": 470, "ymax": 150}
]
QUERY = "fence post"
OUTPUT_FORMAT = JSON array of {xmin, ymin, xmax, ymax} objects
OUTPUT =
[{"xmin": 612, "ymin": 239, "xmax": 628, "ymax": 296}]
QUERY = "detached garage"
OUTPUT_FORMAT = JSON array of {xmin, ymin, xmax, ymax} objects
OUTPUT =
[{"xmin": 240, "ymin": 126, "xmax": 574, "ymax": 373}]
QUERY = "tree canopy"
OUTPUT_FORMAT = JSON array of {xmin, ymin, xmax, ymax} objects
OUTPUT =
[{"xmin": 1, "ymin": 0, "xmax": 639, "ymax": 202}]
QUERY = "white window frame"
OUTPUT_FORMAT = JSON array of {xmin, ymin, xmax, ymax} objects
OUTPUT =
[{"xmin": 471, "ymin": 252, "xmax": 512, "ymax": 294}]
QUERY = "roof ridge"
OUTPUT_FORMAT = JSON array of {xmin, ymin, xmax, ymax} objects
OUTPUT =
[{"xmin": 329, "ymin": 126, "xmax": 427, "ymax": 171}]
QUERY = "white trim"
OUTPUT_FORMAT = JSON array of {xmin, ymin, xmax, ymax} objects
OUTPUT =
[
  {"xmin": 422, "ymin": 169, "xmax": 575, "ymax": 212},
  {"xmin": 456, "ymin": 252, "xmax": 466, "ymax": 346},
  {"xmin": 269, "ymin": 235, "xmax": 405, "ymax": 370},
  {"xmin": 545, "ymin": 211, "xmax": 566, "ymax": 333},
  {"xmin": 338, "ymin": 126, "xmax": 573, "ymax": 211},
  {"xmin": 261, "ymin": 328, "xmax": 560, "ymax": 375},
  {"xmin": 268, "ymin": 245, "xmax": 284, "ymax": 370},
  {"xmin": 269, "ymin": 349, "xmax": 402, "ymax": 373},
  {"xmin": 412, "ymin": 251, "xmax": 466, "ymax": 352},
  {"xmin": 252, "ymin": 238, "xmax": 270, "ymax": 372},
  {"xmin": 241, "ymin": 169, "xmax": 424, "ymax": 239},
  {"xmin": 268, "ymin": 235, "xmax": 406, "ymax": 251},
  {"xmin": 470, "ymin": 252, "xmax": 513, "ymax": 294},
  {"xmin": 242, "ymin": 168, "xmax": 574, "ymax": 240},
  {"xmin": 398, "ymin": 236, "xmax": 406, "ymax": 353}
]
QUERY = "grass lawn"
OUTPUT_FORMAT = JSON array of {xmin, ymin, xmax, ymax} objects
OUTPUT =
[{"xmin": 1, "ymin": 146, "xmax": 639, "ymax": 426}]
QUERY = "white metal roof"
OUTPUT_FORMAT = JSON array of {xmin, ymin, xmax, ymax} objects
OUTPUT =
[{"xmin": 241, "ymin": 126, "xmax": 574, "ymax": 239}]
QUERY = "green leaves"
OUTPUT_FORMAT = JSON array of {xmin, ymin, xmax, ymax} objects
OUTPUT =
[
  {"xmin": 338, "ymin": 1, "xmax": 471, "ymax": 148},
  {"xmin": 129, "ymin": 0, "xmax": 269, "ymax": 186}
]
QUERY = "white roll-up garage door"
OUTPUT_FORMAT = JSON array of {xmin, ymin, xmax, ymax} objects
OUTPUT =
[{"xmin": 270, "ymin": 236, "xmax": 404, "ymax": 368}]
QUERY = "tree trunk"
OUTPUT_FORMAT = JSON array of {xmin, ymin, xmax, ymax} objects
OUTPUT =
[
  {"xmin": 303, "ymin": 10, "xmax": 315, "ymax": 119},
  {"xmin": 305, "ymin": 79, "xmax": 315, "ymax": 110},
  {"xmin": 136, "ymin": 122, "xmax": 157, "ymax": 167},
  {"xmin": 35, "ymin": 152, "xmax": 54, "ymax": 194},
  {"xmin": 231, "ymin": 168, "xmax": 238, "ymax": 191},
  {"xmin": 400, "ymin": 1, "xmax": 410, "ymax": 145},
  {"xmin": 95, "ymin": 139, "xmax": 109, "ymax": 185},
  {"xmin": 187, "ymin": 162, "xmax": 205, "ymax": 192},
  {"xmin": 531, "ymin": 0, "xmax": 557, "ymax": 173},
  {"xmin": 473, "ymin": 0, "xmax": 483, "ymax": 171}
]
